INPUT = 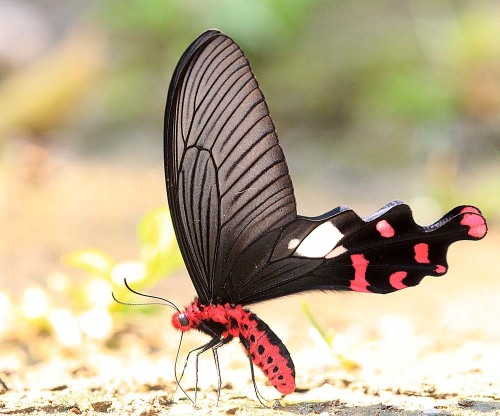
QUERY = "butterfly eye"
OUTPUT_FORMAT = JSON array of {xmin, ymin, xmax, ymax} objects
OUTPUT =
[{"xmin": 178, "ymin": 313, "xmax": 190, "ymax": 327}]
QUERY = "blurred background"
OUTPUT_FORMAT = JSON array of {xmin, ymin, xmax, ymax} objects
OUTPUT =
[{"xmin": 0, "ymin": 0, "xmax": 499, "ymax": 401}]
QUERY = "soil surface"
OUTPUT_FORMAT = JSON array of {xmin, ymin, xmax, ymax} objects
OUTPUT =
[
  {"xmin": 1, "ymin": 159, "xmax": 498, "ymax": 415},
  {"xmin": 2, "ymin": 251, "xmax": 499, "ymax": 416}
]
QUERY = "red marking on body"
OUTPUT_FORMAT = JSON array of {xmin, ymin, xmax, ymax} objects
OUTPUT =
[
  {"xmin": 172, "ymin": 300, "xmax": 295, "ymax": 395},
  {"xmin": 460, "ymin": 212, "xmax": 487, "ymax": 239},
  {"xmin": 376, "ymin": 220, "xmax": 395, "ymax": 238},
  {"xmin": 414, "ymin": 243, "xmax": 430, "ymax": 264},
  {"xmin": 435, "ymin": 264, "xmax": 447, "ymax": 274},
  {"xmin": 234, "ymin": 311, "xmax": 295, "ymax": 394},
  {"xmin": 350, "ymin": 254, "xmax": 370, "ymax": 292},
  {"xmin": 389, "ymin": 271, "xmax": 407, "ymax": 290}
]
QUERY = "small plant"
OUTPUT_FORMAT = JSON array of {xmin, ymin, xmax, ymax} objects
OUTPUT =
[
  {"xmin": 0, "ymin": 206, "xmax": 182, "ymax": 348},
  {"xmin": 65, "ymin": 206, "xmax": 183, "ymax": 313},
  {"xmin": 301, "ymin": 302, "xmax": 360, "ymax": 371}
]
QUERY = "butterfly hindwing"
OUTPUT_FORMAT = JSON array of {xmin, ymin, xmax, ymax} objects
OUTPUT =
[
  {"xmin": 226, "ymin": 203, "xmax": 487, "ymax": 304},
  {"xmin": 165, "ymin": 30, "xmax": 297, "ymax": 304}
]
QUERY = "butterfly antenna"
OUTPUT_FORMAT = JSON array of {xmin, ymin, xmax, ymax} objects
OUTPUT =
[
  {"xmin": 111, "ymin": 292, "xmax": 173, "ymax": 309},
  {"xmin": 114, "ymin": 278, "xmax": 180, "ymax": 312}
]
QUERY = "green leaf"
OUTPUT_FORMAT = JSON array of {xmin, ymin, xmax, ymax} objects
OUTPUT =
[
  {"xmin": 138, "ymin": 206, "xmax": 174, "ymax": 248},
  {"xmin": 302, "ymin": 301, "xmax": 333, "ymax": 348},
  {"xmin": 302, "ymin": 301, "xmax": 361, "ymax": 372},
  {"xmin": 138, "ymin": 206, "xmax": 182, "ymax": 283},
  {"xmin": 64, "ymin": 248, "xmax": 115, "ymax": 277}
]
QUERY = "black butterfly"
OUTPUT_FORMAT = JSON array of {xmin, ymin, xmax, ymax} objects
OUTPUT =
[{"xmin": 163, "ymin": 29, "xmax": 487, "ymax": 402}]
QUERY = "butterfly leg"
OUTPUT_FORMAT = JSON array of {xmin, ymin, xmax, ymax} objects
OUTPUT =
[
  {"xmin": 212, "ymin": 336, "xmax": 233, "ymax": 405},
  {"xmin": 173, "ymin": 332, "xmax": 191, "ymax": 402},
  {"xmin": 175, "ymin": 334, "xmax": 212, "ymax": 402},
  {"xmin": 193, "ymin": 335, "xmax": 224, "ymax": 405},
  {"xmin": 212, "ymin": 346, "xmax": 222, "ymax": 405},
  {"xmin": 177, "ymin": 341, "xmax": 206, "ymax": 387},
  {"xmin": 239, "ymin": 335, "xmax": 270, "ymax": 407},
  {"xmin": 174, "ymin": 334, "xmax": 221, "ymax": 405}
]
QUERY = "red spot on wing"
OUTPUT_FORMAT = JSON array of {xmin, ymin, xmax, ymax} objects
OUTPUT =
[
  {"xmin": 460, "ymin": 210, "xmax": 487, "ymax": 238},
  {"xmin": 389, "ymin": 271, "xmax": 408, "ymax": 290},
  {"xmin": 414, "ymin": 243, "xmax": 430, "ymax": 264},
  {"xmin": 376, "ymin": 220, "xmax": 395, "ymax": 238},
  {"xmin": 434, "ymin": 264, "xmax": 447, "ymax": 274},
  {"xmin": 350, "ymin": 254, "xmax": 370, "ymax": 292},
  {"xmin": 460, "ymin": 206, "xmax": 480, "ymax": 215}
]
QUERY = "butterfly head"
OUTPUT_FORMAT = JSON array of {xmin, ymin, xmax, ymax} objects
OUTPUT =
[
  {"xmin": 171, "ymin": 311, "xmax": 192, "ymax": 331},
  {"xmin": 171, "ymin": 299, "xmax": 202, "ymax": 331}
]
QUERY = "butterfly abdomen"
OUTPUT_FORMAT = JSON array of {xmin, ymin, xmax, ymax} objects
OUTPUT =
[
  {"xmin": 177, "ymin": 302, "xmax": 297, "ymax": 394},
  {"xmin": 228, "ymin": 307, "xmax": 296, "ymax": 394}
]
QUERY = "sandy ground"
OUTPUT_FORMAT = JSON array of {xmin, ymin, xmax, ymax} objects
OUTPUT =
[
  {"xmin": 1, "ymin": 286, "xmax": 499, "ymax": 415},
  {"xmin": 1, "ymin": 157, "xmax": 499, "ymax": 415}
]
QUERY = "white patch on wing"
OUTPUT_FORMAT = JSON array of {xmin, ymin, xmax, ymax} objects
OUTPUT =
[
  {"xmin": 295, "ymin": 222, "xmax": 344, "ymax": 258},
  {"xmin": 288, "ymin": 238, "xmax": 300, "ymax": 250},
  {"xmin": 325, "ymin": 245, "xmax": 347, "ymax": 259}
]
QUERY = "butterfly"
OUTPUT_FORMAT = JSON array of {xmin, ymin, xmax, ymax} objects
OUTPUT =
[{"xmin": 162, "ymin": 29, "xmax": 487, "ymax": 403}]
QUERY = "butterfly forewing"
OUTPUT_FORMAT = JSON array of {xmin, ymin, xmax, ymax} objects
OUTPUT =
[{"xmin": 165, "ymin": 30, "xmax": 297, "ymax": 304}]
